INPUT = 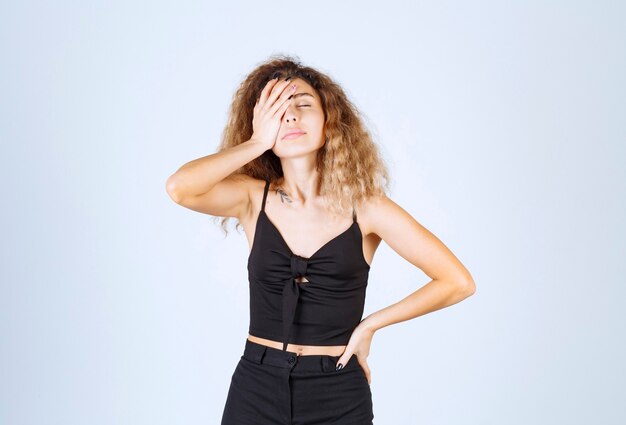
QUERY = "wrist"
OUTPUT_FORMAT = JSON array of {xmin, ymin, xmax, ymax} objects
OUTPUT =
[
  {"xmin": 359, "ymin": 315, "xmax": 379, "ymax": 334},
  {"xmin": 248, "ymin": 136, "xmax": 271, "ymax": 150}
]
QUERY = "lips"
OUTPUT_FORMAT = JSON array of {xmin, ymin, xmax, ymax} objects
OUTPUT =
[{"xmin": 282, "ymin": 129, "xmax": 306, "ymax": 140}]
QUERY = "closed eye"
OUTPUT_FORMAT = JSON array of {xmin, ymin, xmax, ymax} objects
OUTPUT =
[{"xmin": 297, "ymin": 105, "xmax": 311, "ymax": 107}]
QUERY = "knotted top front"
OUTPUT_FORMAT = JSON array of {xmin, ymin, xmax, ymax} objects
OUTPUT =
[
  {"xmin": 247, "ymin": 179, "xmax": 371, "ymax": 351},
  {"xmin": 290, "ymin": 254, "xmax": 308, "ymax": 278},
  {"xmin": 281, "ymin": 255, "xmax": 309, "ymax": 351}
]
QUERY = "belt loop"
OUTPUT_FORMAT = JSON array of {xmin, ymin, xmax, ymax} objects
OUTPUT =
[
  {"xmin": 257, "ymin": 345, "xmax": 267, "ymax": 364},
  {"xmin": 251, "ymin": 344, "xmax": 267, "ymax": 364},
  {"xmin": 245, "ymin": 340, "xmax": 268, "ymax": 364},
  {"xmin": 321, "ymin": 356, "xmax": 336, "ymax": 372}
]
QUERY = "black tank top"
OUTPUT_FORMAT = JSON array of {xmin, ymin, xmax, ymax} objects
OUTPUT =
[{"xmin": 248, "ymin": 179, "xmax": 371, "ymax": 351}]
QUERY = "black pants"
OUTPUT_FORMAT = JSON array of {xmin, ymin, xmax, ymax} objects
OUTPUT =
[{"xmin": 221, "ymin": 339, "xmax": 374, "ymax": 425}]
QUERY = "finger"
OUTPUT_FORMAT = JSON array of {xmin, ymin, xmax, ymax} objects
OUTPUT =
[
  {"xmin": 265, "ymin": 80, "xmax": 294, "ymax": 111},
  {"xmin": 270, "ymin": 85, "xmax": 296, "ymax": 116},
  {"xmin": 274, "ymin": 98, "xmax": 292, "ymax": 119},
  {"xmin": 258, "ymin": 78, "xmax": 279, "ymax": 107},
  {"xmin": 269, "ymin": 80, "xmax": 296, "ymax": 114},
  {"xmin": 335, "ymin": 352, "xmax": 351, "ymax": 371},
  {"xmin": 266, "ymin": 80, "xmax": 291, "ymax": 110}
]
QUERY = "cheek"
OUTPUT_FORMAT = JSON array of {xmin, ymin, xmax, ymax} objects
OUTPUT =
[{"xmin": 308, "ymin": 112, "xmax": 325, "ymax": 132}]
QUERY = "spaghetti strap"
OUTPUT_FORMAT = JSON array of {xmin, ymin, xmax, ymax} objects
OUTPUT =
[
  {"xmin": 261, "ymin": 179, "xmax": 270, "ymax": 212},
  {"xmin": 352, "ymin": 207, "xmax": 357, "ymax": 223}
]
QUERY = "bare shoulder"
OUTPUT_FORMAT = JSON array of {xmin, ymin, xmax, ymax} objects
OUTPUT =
[
  {"xmin": 170, "ymin": 173, "xmax": 265, "ymax": 220},
  {"xmin": 353, "ymin": 192, "xmax": 393, "ymax": 237},
  {"xmin": 356, "ymin": 192, "xmax": 428, "ymax": 242},
  {"xmin": 357, "ymin": 192, "xmax": 474, "ymax": 284}
]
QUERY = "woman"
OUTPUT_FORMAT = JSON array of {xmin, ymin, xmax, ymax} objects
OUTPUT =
[{"xmin": 166, "ymin": 55, "xmax": 476, "ymax": 425}]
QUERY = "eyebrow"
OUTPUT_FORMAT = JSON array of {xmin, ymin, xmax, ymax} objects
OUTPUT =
[{"xmin": 288, "ymin": 92, "xmax": 315, "ymax": 100}]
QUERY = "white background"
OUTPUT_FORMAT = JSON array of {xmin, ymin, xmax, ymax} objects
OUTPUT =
[{"xmin": 1, "ymin": 1, "xmax": 624, "ymax": 424}]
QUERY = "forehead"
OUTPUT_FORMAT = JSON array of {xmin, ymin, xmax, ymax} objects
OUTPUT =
[{"xmin": 288, "ymin": 78, "xmax": 319, "ymax": 101}]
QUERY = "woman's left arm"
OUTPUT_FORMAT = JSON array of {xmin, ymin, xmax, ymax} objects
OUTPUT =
[
  {"xmin": 361, "ymin": 193, "xmax": 476, "ymax": 332},
  {"xmin": 337, "ymin": 194, "xmax": 476, "ymax": 380}
]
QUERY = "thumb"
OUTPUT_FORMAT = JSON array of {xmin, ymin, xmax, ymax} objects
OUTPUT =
[{"xmin": 335, "ymin": 352, "xmax": 352, "ymax": 371}]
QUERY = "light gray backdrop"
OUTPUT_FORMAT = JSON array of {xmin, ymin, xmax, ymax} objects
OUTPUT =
[{"xmin": 1, "ymin": 1, "xmax": 624, "ymax": 424}]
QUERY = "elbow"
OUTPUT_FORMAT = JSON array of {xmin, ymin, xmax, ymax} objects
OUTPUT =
[
  {"xmin": 449, "ymin": 270, "xmax": 475, "ymax": 297},
  {"xmin": 165, "ymin": 175, "xmax": 182, "ymax": 204},
  {"xmin": 460, "ymin": 274, "xmax": 476, "ymax": 297}
]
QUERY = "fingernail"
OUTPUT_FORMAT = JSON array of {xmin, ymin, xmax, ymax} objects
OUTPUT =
[{"xmin": 335, "ymin": 363, "xmax": 344, "ymax": 371}]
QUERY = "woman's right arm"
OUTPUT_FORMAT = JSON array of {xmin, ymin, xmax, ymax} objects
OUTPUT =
[
  {"xmin": 165, "ymin": 77, "xmax": 297, "ymax": 219},
  {"xmin": 165, "ymin": 139, "xmax": 267, "ymax": 218}
]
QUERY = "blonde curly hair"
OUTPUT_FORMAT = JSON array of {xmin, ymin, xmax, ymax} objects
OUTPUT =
[{"xmin": 215, "ymin": 54, "xmax": 391, "ymax": 235}]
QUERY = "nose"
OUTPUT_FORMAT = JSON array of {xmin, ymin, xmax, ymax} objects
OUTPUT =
[{"xmin": 283, "ymin": 102, "xmax": 298, "ymax": 123}]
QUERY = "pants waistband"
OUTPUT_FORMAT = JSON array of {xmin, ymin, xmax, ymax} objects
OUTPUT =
[{"xmin": 243, "ymin": 338, "xmax": 359, "ymax": 372}]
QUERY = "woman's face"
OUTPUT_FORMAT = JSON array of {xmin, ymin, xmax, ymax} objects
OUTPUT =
[{"xmin": 272, "ymin": 78, "xmax": 326, "ymax": 157}]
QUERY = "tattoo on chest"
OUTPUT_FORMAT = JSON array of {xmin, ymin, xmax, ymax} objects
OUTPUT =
[{"xmin": 275, "ymin": 187, "xmax": 293, "ymax": 204}]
